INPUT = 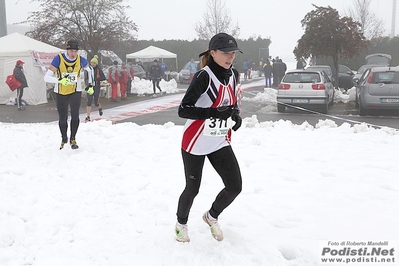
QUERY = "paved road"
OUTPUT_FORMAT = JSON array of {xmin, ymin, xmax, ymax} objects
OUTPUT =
[{"xmin": 1, "ymin": 78, "xmax": 398, "ymax": 130}]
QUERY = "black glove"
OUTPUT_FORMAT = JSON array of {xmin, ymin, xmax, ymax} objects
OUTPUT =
[
  {"xmin": 209, "ymin": 105, "xmax": 234, "ymax": 120},
  {"xmin": 231, "ymin": 110, "xmax": 242, "ymax": 131}
]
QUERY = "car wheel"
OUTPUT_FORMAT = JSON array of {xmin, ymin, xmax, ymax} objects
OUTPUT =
[
  {"xmin": 330, "ymin": 91, "xmax": 335, "ymax": 106},
  {"xmin": 277, "ymin": 103, "xmax": 285, "ymax": 113}
]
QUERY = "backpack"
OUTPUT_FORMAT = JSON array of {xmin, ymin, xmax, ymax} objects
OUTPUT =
[{"xmin": 5, "ymin": 74, "xmax": 21, "ymax": 91}]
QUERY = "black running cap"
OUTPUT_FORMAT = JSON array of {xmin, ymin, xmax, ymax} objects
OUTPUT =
[
  {"xmin": 66, "ymin": 40, "xmax": 79, "ymax": 50},
  {"xmin": 199, "ymin": 33, "xmax": 242, "ymax": 57}
]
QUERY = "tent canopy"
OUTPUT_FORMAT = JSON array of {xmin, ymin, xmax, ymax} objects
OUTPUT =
[
  {"xmin": 0, "ymin": 32, "xmax": 62, "ymax": 57},
  {"xmin": 0, "ymin": 33, "xmax": 64, "ymax": 105},
  {"xmin": 126, "ymin": 45, "xmax": 178, "ymax": 69},
  {"xmin": 126, "ymin": 45, "xmax": 176, "ymax": 59}
]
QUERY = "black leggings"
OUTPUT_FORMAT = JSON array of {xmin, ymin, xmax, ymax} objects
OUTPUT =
[
  {"xmin": 56, "ymin": 92, "xmax": 82, "ymax": 142},
  {"xmin": 152, "ymin": 79, "xmax": 161, "ymax": 93},
  {"xmin": 16, "ymin": 86, "xmax": 24, "ymax": 108},
  {"xmin": 176, "ymin": 146, "xmax": 242, "ymax": 224}
]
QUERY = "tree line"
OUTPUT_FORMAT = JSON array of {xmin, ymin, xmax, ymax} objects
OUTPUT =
[
  {"xmin": 24, "ymin": 0, "xmax": 395, "ymax": 74},
  {"xmin": 111, "ymin": 37, "xmax": 271, "ymax": 73}
]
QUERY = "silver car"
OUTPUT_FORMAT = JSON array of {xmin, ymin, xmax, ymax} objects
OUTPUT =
[
  {"xmin": 277, "ymin": 69, "xmax": 335, "ymax": 114},
  {"xmin": 355, "ymin": 66, "xmax": 399, "ymax": 116},
  {"xmin": 178, "ymin": 61, "xmax": 199, "ymax": 83},
  {"xmin": 353, "ymin": 53, "xmax": 392, "ymax": 81},
  {"xmin": 305, "ymin": 65, "xmax": 335, "ymax": 85}
]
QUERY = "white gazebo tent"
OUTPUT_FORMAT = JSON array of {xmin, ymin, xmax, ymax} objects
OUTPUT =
[
  {"xmin": 126, "ymin": 45, "xmax": 178, "ymax": 70},
  {"xmin": 0, "ymin": 32, "xmax": 64, "ymax": 105}
]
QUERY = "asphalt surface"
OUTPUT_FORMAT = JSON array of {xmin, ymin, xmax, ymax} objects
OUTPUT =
[
  {"xmin": 0, "ymin": 78, "xmax": 259, "ymax": 124},
  {"xmin": 0, "ymin": 91, "xmax": 175, "ymax": 124},
  {"xmin": 2, "ymin": 78, "xmax": 398, "ymax": 130}
]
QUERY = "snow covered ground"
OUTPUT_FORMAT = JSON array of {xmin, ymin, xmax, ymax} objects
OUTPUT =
[{"xmin": 1, "ymin": 78, "xmax": 398, "ymax": 266}]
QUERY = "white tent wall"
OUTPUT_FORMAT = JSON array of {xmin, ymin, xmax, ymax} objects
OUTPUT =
[
  {"xmin": 0, "ymin": 56, "xmax": 47, "ymax": 105},
  {"xmin": 0, "ymin": 33, "xmax": 64, "ymax": 105}
]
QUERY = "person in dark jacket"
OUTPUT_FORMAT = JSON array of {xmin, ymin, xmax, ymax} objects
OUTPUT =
[
  {"xmin": 279, "ymin": 59, "xmax": 287, "ymax": 83},
  {"xmin": 263, "ymin": 59, "xmax": 273, "ymax": 88},
  {"xmin": 108, "ymin": 60, "xmax": 119, "ymax": 102},
  {"xmin": 149, "ymin": 59, "xmax": 163, "ymax": 94},
  {"xmin": 175, "ymin": 33, "xmax": 243, "ymax": 243},
  {"xmin": 85, "ymin": 55, "xmax": 105, "ymax": 122},
  {"xmin": 14, "ymin": 60, "xmax": 28, "ymax": 110}
]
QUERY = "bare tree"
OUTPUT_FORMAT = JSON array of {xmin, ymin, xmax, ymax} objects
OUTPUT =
[
  {"xmin": 24, "ymin": 0, "xmax": 138, "ymax": 58},
  {"xmin": 194, "ymin": 0, "xmax": 240, "ymax": 40},
  {"xmin": 346, "ymin": 0, "xmax": 385, "ymax": 39}
]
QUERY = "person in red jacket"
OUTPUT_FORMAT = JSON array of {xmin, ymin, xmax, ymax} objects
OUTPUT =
[
  {"xmin": 118, "ymin": 62, "xmax": 129, "ymax": 100},
  {"xmin": 107, "ymin": 60, "xmax": 119, "ymax": 102},
  {"xmin": 14, "ymin": 60, "xmax": 28, "ymax": 110}
]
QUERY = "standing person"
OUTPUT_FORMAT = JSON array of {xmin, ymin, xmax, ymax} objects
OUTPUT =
[
  {"xmin": 187, "ymin": 58, "xmax": 198, "ymax": 82},
  {"xmin": 243, "ymin": 59, "xmax": 248, "ymax": 81},
  {"xmin": 149, "ymin": 59, "xmax": 162, "ymax": 94},
  {"xmin": 126, "ymin": 59, "xmax": 135, "ymax": 96},
  {"xmin": 278, "ymin": 59, "xmax": 287, "ymax": 85},
  {"xmin": 272, "ymin": 58, "xmax": 280, "ymax": 87},
  {"xmin": 263, "ymin": 59, "xmax": 273, "ymax": 88},
  {"xmin": 175, "ymin": 33, "xmax": 243, "ymax": 243},
  {"xmin": 43, "ymin": 39, "xmax": 93, "ymax": 149},
  {"xmin": 107, "ymin": 60, "xmax": 119, "ymax": 102},
  {"xmin": 258, "ymin": 58, "xmax": 263, "ymax": 77},
  {"xmin": 118, "ymin": 62, "xmax": 129, "ymax": 100},
  {"xmin": 159, "ymin": 61, "xmax": 168, "ymax": 80},
  {"xmin": 85, "ymin": 55, "xmax": 105, "ymax": 122},
  {"xmin": 137, "ymin": 60, "xmax": 144, "ymax": 69},
  {"xmin": 14, "ymin": 60, "xmax": 28, "ymax": 110},
  {"xmin": 137, "ymin": 60, "xmax": 145, "ymax": 78}
]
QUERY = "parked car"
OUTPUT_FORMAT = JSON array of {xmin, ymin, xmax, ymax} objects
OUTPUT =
[
  {"xmin": 277, "ymin": 69, "xmax": 335, "ymax": 114},
  {"xmin": 103, "ymin": 64, "xmax": 147, "ymax": 80},
  {"xmin": 353, "ymin": 53, "xmax": 392, "ymax": 81},
  {"xmin": 355, "ymin": 66, "xmax": 399, "ymax": 116},
  {"xmin": 305, "ymin": 65, "xmax": 336, "ymax": 86},
  {"xmin": 338, "ymin": 64, "xmax": 355, "ymax": 90},
  {"xmin": 178, "ymin": 61, "xmax": 199, "ymax": 83}
]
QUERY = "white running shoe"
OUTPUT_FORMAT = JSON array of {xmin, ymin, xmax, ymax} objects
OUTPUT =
[
  {"xmin": 202, "ymin": 212, "xmax": 224, "ymax": 241},
  {"xmin": 175, "ymin": 223, "xmax": 190, "ymax": 242}
]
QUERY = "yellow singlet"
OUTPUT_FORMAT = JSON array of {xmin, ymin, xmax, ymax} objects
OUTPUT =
[{"xmin": 57, "ymin": 54, "xmax": 82, "ymax": 95}]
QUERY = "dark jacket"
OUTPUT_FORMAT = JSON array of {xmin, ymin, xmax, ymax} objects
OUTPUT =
[
  {"xmin": 263, "ymin": 62, "xmax": 273, "ymax": 77},
  {"xmin": 178, "ymin": 57, "xmax": 240, "ymax": 120},
  {"xmin": 14, "ymin": 65, "xmax": 28, "ymax": 88},
  {"xmin": 93, "ymin": 66, "xmax": 106, "ymax": 88},
  {"xmin": 149, "ymin": 64, "xmax": 162, "ymax": 80}
]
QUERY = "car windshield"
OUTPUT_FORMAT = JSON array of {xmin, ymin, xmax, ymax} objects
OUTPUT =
[
  {"xmin": 371, "ymin": 72, "xmax": 399, "ymax": 84},
  {"xmin": 283, "ymin": 72, "xmax": 320, "ymax": 83}
]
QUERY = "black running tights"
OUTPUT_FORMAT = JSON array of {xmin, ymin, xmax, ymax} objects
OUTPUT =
[
  {"xmin": 56, "ymin": 92, "xmax": 81, "ymax": 142},
  {"xmin": 176, "ymin": 146, "xmax": 242, "ymax": 224}
]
